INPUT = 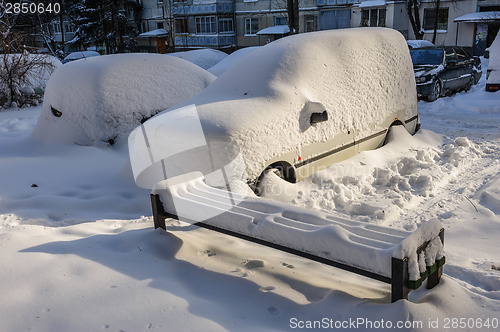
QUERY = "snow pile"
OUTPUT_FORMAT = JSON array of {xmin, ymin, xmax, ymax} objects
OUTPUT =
[
  {"xmin": 208, "ymin": 47, "xmax": 259, "ymax": 76},
  {"xmin": 487, "ymin": 33, "xmax": 500, "ymax": 84},
  {"xmin": 162, "ymin": 28, "xmax": 416, "ymax": 182},
  {"xmin": 31, "ymin": 53, "xmax": 215, "ymax": 146},
  {"xmin": 261, "ymin": 126, "xmax": 482, "ymax": 227},
  {"xmin": 168, "ymin": 49, "xmax": 228, "ymax": 69}
]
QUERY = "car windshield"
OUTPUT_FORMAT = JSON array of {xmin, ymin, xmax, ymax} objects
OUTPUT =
[{"xmin": 410, "ymin": 49, "xmax": 444, "ymax": 66}]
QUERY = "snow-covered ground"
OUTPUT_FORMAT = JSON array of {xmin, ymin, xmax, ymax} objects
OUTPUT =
[{"xmin": 1, "ymin": 62, "xmax": 499, "ymax": 331}]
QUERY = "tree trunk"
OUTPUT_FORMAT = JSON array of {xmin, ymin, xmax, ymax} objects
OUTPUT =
[
  {"xmin": 432, "ymin": 0, "xmax": 440, "ymax": 44},
  {"xmin": 287, "ymin": 0, "xmax": 299, "ymax": 34},
  {"xmin": 407, "ymin": 0, "xmax": 423, "ymax": 40}
]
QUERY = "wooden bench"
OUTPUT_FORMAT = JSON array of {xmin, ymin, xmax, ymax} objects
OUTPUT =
[{"xmin": 150, "ymin": 172, "xmax": 445, "ymax": 302}]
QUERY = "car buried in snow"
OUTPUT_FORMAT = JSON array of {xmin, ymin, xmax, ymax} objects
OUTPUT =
[
  {"xmin": 129, "ymin": 28, "xmax": 420, "ymax": 194},
  {"xmin": 486, "ymin": 32, "xmax": 500, "ymax": 92},
  {"xmin": 410, "ymin": 46, "xmax": 481, "ymax": 101}
]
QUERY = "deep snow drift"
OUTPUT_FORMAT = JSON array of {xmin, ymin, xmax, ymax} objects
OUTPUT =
[{"xmin": 0, "ymin": 53, "xmax": 499, "ymax": 331}]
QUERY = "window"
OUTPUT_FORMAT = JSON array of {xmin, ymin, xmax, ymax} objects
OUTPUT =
[
  {"xmin": 175, "ymin": 18, "xmax": 188, "ymax": 34},
  {"xmin": 219, "ymin": 18, "xmax": 234, "ymax": 33},
  {"xmin": 196, "ymin": 16, "xmax": 216, "ymax": 34},
  {"xmin": 274, "ymin": 16, "xmax": 287, "ymax": 26},
  {"xmin": 305, "ymin": 15, "xmax": 317, "ymax": 32},
  {"xmin": 445, "ymin": 48, "xmax": 457, "ymax": 65},
  {"xmin": 52, "ymin": 23, "xmax": 61, "ymax": 34},
  {"xmin": 361, "ymin": 8, "xmax": 386, "ymax": 27},
  {"xmin": 156, "ymin": 22, "xmax": 164, "ymax": 30},
  {"xmin": 65, "ymin": 23, "xmax": 75, "ymax": 33},
  {"xmin": 245, "ymin": 18, "xmax": 259, "ymax": 35},
  {"xmin": 423, "ymin": 8, "xmax": 448, "ymax": 31}
]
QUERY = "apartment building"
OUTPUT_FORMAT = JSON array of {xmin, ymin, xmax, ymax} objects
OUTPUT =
[{"xmin": 44, "ymin": 0, "xmax": 498, "ymax": 55}]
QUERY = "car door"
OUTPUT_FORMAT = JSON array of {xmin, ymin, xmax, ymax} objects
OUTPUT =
[
  {"xmin": 454, "ymin": 47, "xmax": 474, "ymax": 87},
  {"xmin": 441, "ymin": 49, "xmax": 461, "ymax": 91},
  {"xmin": 294, "ymin": 103, "xmax": 355, "ymax": 182}
]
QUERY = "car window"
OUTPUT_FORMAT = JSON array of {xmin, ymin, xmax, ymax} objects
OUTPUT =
[
  {"xmin": 453, "ymin": 47, "xmax": 469, "ymax": 62},
  {"xmin": 445, "ymin": 49, "xmax": 458, "ymax": 65},
  {"xmin": 410, "ymin": 49, "xmax": 444, "ymax": 65}
]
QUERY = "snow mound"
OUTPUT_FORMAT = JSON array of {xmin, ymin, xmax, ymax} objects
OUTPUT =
[
  {"xmin": 208, "ymin": 47, "xmax": 259, "ymax": 76},
  {"xmin": 168, "ymin": 49, "xmax": 228, "ymax": 69},
  {"xmin": 262, "ymin": 126, "xmax": 483, "ymax": 226},
  {"xmin": 163, "ymin": 28, "xmax": 416, "ymax": 181},
  {"xmin": 31, "ymin": 53, "xmax": 215, "ymax": 146},
  {"xmin": 478, "ymin": 175, "xmax": 500, "ymax": 215}
]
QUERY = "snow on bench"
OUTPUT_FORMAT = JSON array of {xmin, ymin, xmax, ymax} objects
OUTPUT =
[{"xmin": 151, "ymin": 172, "xmax": 445, "ymax": 302}]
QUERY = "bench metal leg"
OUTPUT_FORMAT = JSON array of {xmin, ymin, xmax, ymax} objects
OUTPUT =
[
  {"xmin": 151, "ymin": 194, "xmax": 167, "ymax": 230},
  {"xmin": 391, "ymin": 257, "xmax": 410, "ymax": 302},
  {"xmin": 427, "ymin": 264, "xmax": 443, "ymax": 289}
]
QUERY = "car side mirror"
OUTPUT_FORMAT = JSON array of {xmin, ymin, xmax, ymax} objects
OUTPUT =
[{"xmin": 310, "ymin": 111, "xmax": 328, "ymax": 125}]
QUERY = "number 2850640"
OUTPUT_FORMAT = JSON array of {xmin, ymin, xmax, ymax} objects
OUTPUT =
[{"xmin": 5, "ymin": 2, "xmax": 61, "ymax": 15}]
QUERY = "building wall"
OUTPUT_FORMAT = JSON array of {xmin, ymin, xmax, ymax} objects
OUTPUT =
[{"xmin": 406, "ymin": 0, "xmax": 478, "ymax": 46}]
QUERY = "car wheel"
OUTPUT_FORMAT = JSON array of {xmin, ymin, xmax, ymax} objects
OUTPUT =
[
  {"xmin": 464, "ymin": 75, "xmax": 474, "ymax": 92},
  {"xmin": 427, "ymin": 79, "xmax": 441, "ymax": 102},
  {"xmin": 254, "ymin": 162, "xmax": 295, "ymax": 195},
  {"xmin": 383, "ymin": 123, "xmax": 404, "ymax": 146},
  {"xmin": 473, "ymin": 72, "xmax": 481, "ymax": 85}
]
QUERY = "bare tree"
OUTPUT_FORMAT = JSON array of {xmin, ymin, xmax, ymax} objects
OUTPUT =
[{"xmin": 0, "ymin": 20, "xmax": 56, "ymax": 108}]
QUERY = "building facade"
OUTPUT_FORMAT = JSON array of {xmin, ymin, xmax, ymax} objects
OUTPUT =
[
  {"xmin": 165, "ymin": 0, "xmax": 236, "ymax": 50},
  {"xmin": 231, "ymin": 0, "xmax": 499, "ymax": 54},
  {"xmin": 42, "ymin": 0, "xmax": 499, "ymax": 55}
]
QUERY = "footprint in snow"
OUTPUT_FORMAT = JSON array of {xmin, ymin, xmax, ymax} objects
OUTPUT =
[
  {"xmin": 267, "ymin": 306, "xmax": 280, "ymax": 316},
  {"xmin": 244, "ymin": 259, "xmax": 264, "ymax": 269},
  {"xmin": 260, "ymin": 286, "xmax": 276, "ymax": 292}
]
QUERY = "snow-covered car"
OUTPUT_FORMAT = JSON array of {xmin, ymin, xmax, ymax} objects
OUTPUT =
[
  {"xmin": 129, "ymin": 28, "xmax": 419, "ymax": 192},
  {"xmin": 486, "ymin": 33, "xmax": 500, "ymax": 92},
  {"xmin": 168, "ymin": 49, "xmax": 227, "ymax": 69},
  {"xmin": 32, "ymin": 53, "xmax": 215, "ymax": 145},
  {"xmin": 62, "ymin": 51, "xmax": 100, "ymax": 64},
  {"xmin": 410, "ymin": 47, "xmax": 479, "ymax": 101}
]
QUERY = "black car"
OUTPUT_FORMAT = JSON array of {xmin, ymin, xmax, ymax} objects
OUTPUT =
[{"xmin": 410, "ymin": 47, "xmax": 481, "ymax": 101}]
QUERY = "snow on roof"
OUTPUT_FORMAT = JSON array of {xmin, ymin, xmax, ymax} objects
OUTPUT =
[
  {"xmin": 137, "ymin": 29, "xmax": 168, "ymax": 38},
  {"xmin": 208, "ymin": 47, "xmax": 260, "ymax": 76},
  {"xmin": 359, "ymin": 0, "xmax": 386, "ymax": 8},
  {"xmin": 454, "ymin": 11, "xmax": 500, "ymax": 23},
  {"xmin": 168, "ymin": 49, "xmax": 228, "ymax": 69},
  {"xmin": 63, "ymin": 51, "xmax": 100, "ymax": 61},
  {"xmin": 31, "ymin": 53, "xmax": 215, "ymax": 145},
  {"xmin": 256, "ymin": 25, "xmax": 290, "ymax": 35},
  {"xmin": 153, "ymin": 28, "xmax": 417, "ymax": 180},
  {"xmin": 193, "ymin": 0, "xmax": 216, "ymax": 4},
  {"xmin": 407, "ymin": 39, "xmax": 435, "ymax": 49}
]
